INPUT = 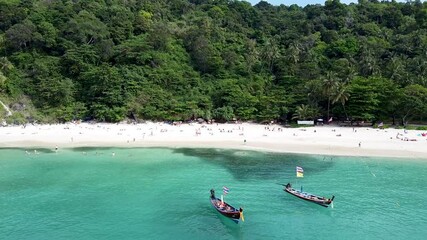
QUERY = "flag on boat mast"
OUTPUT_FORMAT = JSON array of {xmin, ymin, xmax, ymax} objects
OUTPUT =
[
  {"xmin": 223, "ymin": 186, "xmax": 229, "ymax": 195},
  {"xmin": 296, "ymin": 166, "xmax": 304, "ymax": 178}
]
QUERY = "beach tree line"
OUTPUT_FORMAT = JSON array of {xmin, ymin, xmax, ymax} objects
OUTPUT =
[{"xmin": 1, "ymin": 0, "xmax": 427, "ymax": 125}]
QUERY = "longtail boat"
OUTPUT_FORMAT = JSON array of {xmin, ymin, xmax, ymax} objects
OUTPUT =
[
  {"xmin": 284, "ymin": 183, "xmax": 335, "ymax": 208},
  {"xmin": 210, "ymin": 189, "xmax": 244, "ymax": 223}
]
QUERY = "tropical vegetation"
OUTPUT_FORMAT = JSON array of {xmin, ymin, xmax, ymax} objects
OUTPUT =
[{"xmin": 1, "ymin": 0, "xmax": 427, "ymax": 126}]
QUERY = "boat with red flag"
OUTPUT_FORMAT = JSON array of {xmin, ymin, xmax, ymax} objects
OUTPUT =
[{"xmin": 210, "ymin": 188, "xmax": 244, "ymax": 223}]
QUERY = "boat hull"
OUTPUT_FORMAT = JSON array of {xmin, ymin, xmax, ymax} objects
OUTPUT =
[
  {"xmin": 284, "ymin": 187, "xmax": 334, "ymax": 208},
  {"xmin": 210, "ymin": 197, "xmax": 241, "ymax": 223}
]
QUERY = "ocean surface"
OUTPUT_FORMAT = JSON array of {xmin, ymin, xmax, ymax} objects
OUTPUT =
[{"xmin": 1, "ymin": 147, "xmax": 427, "ymax": 240}]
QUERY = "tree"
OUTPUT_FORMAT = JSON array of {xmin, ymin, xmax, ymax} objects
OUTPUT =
[
  {"xmin": 397, "ymin": 84, "xmax": 427, "ymax": 126},
  {"xmin": 257, "ymin": 87, "xmax": 290, "ymax": 122},
  {"xmin": 292, "ymin": 104, "xmax": 319, "ymax": 121},
  {"xmin": 322, "ymin": 71, "xmax": 339, "ymax": 121},
  {"xmin": 213, "ymin": 106, "xmax": 235, "ymax": 122},
  {"xmin": 305, "ymin": 79, "xmax": 323, "ymax": 106},
  {"xmin": 34, "ymin": 21, "xmax": 58, "ymax": 48},
  {"xmin": 261, "ymin": 37, "xmax": 280, "ymax": 73},
  {"xmin": 102, "ymin": 5, "xmax": 134, "ymax": 44},
  {"xmin": 80, "ymin": 64, "xmax": 127, "ymax": 122},
  {"xmin": 64, "ymin": 10, "xmax": 109, "ymax": 45},
  {"xmin": 358, "ymin": 45, "xmax": 379, "ymax": 77},
  {"xmin": 61, "ymin": 44, "xmax": 101, "ymax": 77},
  {"xmin": 0, "ymin": 56, "xmax": 9, "ymax": 93},
  {"xmin": 286, "ymin": 41, "xmax": 302, "ymax": 65},
  {"xmin": 0, "ymin": 1, "xmax": 27, "ymax": 32},
  {"xmin": 346, "ymin": 77, "xmax": 381, "ymax": 121},
  {"xmin": 385, "ymin": 55, "xmax": 406, "ymax": 84},
  {"xmin": 24, "ymin": 55, "xmax": 75, "ymax": 108},
  {"xmin": 244, "ymin": 39, "xmax": 259, "ymax": 74},
  {"xmin": 184, "ymin": 31, "xmax": 224, "ymax": 74},
  {"xmin": 134, "ymin": 10, "xmax": 153, "ymax": 34},
  {"xmin": 0, "ymin": 57, "xmax": 13, "ymax": 72},
  {"xmin": 0, "ymin": 72, "xmax": 7, "ymax": 93},
  {"xmin": 5, "ymin": 20, "xmax": 36, "ymax": 49},
  {"xmin": 36, "ymin": 76, "xmax": 75, "ymax": 108},
  {"xmin": 332, "ymin": 82, "xmax": 350, "ymax": 119}
]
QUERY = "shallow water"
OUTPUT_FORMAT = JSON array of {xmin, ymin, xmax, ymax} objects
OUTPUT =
[{"xmin": 1, "ymin": 148, "xmax": 427, "ymax": 239}]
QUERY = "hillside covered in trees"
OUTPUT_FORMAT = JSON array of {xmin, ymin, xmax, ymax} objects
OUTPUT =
[{"xmin": 1, "ymin": 0, "xmax": 427, "ymax": 125}]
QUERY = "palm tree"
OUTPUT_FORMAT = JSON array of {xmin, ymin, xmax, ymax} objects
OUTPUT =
[
  {"xmin": 244, "ymin": 39, "xmax": 259, "ymax": 74},
  {"xmin": 292, "ymin": 104, "xmax": 319, "ymax": 121},
  {"xmin": 388, "ymin": 56, "xmax": 405, "ymax": 82},
  {"xmin": 332, "ymin": 82, "xmax": 350, "ymax": 120},
  {"xmin": 261, "ymin": 38, "xmax": 280, "ymax": 73},
  {"xmin": 412, "ymin": 56, "xmax": 427, "ymax": 87},
  {"xmin": 0, "ymin": 57, "xmax": 13, "ymax": 71},
  {"xmin": 286, "ymin": 41, "xmax": 302, "ymax": 65},
  {"xmin": 359, "ymin": 46, "xmax": 380, "ymax": 76},
  {"xmin": 322, "ymin": 72, "xmax": 338, "ymax": 122},
  {"xmin": 0, "ymin": 72, "xmax": 7, "ymax": 93},
  {"xmin": 342, "ymin": 58, "xmax": 357, "ymax": 83},
  {"xmin": 0, "ymin": 57, "xmax": 13, "ymax": 94},
  {"xmin": 305, "ymin": 79, "xmax": 323, "ymax": 105}
]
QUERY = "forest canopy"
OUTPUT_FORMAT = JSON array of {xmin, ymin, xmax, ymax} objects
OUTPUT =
[{"xmin": 1, "ymin": 0, "xmax": 427, "ymax": 126}]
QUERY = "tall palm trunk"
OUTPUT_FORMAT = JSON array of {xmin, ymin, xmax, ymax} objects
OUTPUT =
[{"xmin": 327, "ymin": 94, "xmax": 331, "ymax": 123}]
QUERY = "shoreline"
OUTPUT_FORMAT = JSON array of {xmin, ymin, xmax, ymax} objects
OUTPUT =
[{"xmin": 1, "ymin": 122, "xmax": 427, "ymax": 159}]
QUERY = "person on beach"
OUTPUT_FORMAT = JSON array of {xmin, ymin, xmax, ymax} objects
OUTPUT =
[{"xmin": 359, "ymin": 142, "xmax": 361, "ymax": 147}]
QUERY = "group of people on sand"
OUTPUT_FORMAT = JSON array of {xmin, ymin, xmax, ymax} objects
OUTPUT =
[{"xmin": 396, "ymin": 132, "xmax": 418, "ymax": 141}]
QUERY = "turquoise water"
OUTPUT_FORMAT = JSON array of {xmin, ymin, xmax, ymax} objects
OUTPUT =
[{"xmin": 1, "ymin": 148, "xmax": 427, "ymax": 239}]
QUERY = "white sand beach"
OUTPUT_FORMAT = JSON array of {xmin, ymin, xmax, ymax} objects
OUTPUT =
[{"xmin": 1, "ymin": 122, "xmax": 427, "ymax": 159}]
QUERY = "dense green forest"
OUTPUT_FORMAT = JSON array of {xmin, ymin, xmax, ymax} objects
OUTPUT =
[{"xmin": 1, "ymin": 0, "xmax": 427, "ymax": 125}]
